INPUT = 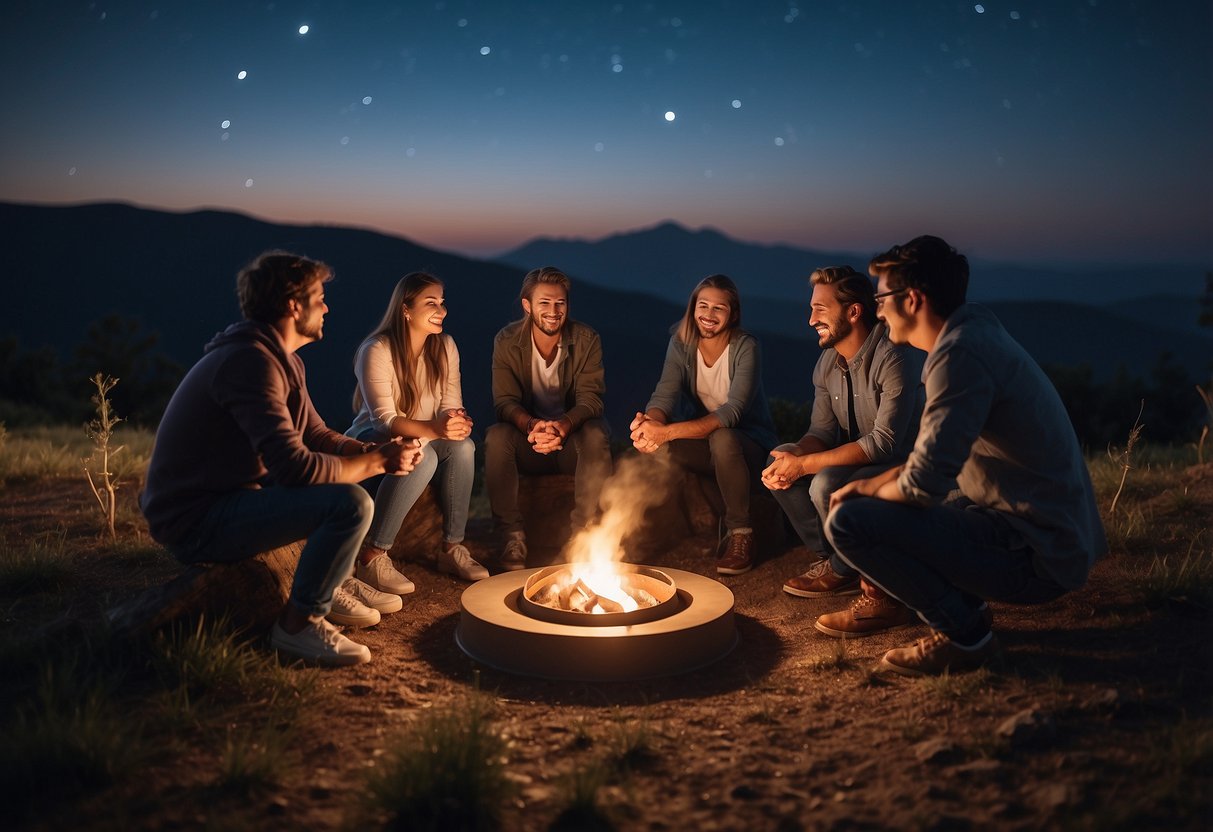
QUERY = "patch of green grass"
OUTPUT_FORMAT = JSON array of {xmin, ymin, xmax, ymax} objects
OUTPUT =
[
  {"xmin": 362, "ymin": 691, "xmax": 514, "ymax": 832},
  {"xmin": 917, "ymin": 667, "xmax": 995, "ymax": 703},
  {"xmin": 152, "ymin": 615, "xmax": 315, "ymax": 716},
  {"xmin": 0, "ymin": 653, "xmax": 147, "ymax": 821},
  {"xmin": 1139, "ymin": 536, "xmax": 1213, "ymax": 609},
  {"xmin": 808, "ymin": 637, "xmax": 856, "ymax": 672},
  {"xmin": 551, "ymin": 759, "xmax": 616, "ymax": 832},
  {"xmin": 605, "ymin": 709, "xmax": 657, "ymax": 773},
  {"xmin": 0, "ymin": 424, "xmax": 153, "ymax": 483},
  {"xmin": 0, "ymin": 529, "xmax": 74, "ymax": 594},
  {"xmin": 213, "ymin": 723, "xmax": 293, "ymax": 797}
]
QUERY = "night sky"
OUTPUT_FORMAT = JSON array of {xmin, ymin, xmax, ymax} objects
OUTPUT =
[{"xmin": 2, "ymin": 1, "xmax": 1209, "ymax": 265}]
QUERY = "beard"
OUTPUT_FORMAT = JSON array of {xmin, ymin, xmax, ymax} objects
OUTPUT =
[
  {"xmin": 530, "ymin": 311, "xmax": 563, "ymax": 337},
  {"xmin": 816, "ymin": 316, "xmax": 851, "ymax": 349},
  {"xmin": 295, "ymin": 311, "xmax": 324, "ymax": 341}
]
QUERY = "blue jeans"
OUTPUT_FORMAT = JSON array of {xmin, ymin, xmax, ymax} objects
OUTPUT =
[
  {"xmin": 169, "ymin": 484, "xmax": 373, "ymax": 618},
  {"xmin": 768, "ymin": 462, "xmax": 894, "ymax": 577},
  {"xmin": 364, "ymin": 437, "xmax": 475, "ymax": 549},
  {"xmin": 825, "ymin": 497, "xmax": 1067, "ymax": 639}
]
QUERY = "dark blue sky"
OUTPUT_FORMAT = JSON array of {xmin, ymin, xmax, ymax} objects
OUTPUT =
[{"xmin": 2, "ymin": 1, "xmax": 1209, "ymax": 265}]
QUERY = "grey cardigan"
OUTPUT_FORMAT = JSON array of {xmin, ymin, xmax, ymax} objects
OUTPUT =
[{"xmin": 645, "ymin": 328, "xmax": 778, "ymax": 451}]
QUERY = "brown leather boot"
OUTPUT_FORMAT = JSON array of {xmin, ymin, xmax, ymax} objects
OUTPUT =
[
  {"xmin": 716, "ymin": 530, "xmax": 754, "ymax": 576},
  {"xmin": 814, "ymin": 579, "xmax": 915, "ymax": 638}
]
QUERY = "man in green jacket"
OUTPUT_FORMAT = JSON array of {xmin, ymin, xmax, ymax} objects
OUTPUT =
[{"xmin": 485, "ymin": 266, "xmax": 613, "ymax": 569}]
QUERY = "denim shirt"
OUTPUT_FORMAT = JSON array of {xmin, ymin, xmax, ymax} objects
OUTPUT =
[
  {"xmin": 898, "ymin": 304, "xmax": 1107, "ymax": 589},
  {"xmin": 807, "ymin": 322, "xmax": 925, "ymax": 463},
  {"xmin": 645, "ymin": 328, "xmax": 779, "ymax": 451}
]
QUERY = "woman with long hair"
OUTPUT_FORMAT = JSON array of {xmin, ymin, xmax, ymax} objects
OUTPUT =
[{"xmin": 347, "ymin": 272, "xmax": 487, "ymax": 590}]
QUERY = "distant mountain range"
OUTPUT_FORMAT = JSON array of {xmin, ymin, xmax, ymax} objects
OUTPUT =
[
  {"xmin": 2, "ymin": 202, "xmax": 1209, "ymax": 439},
  {"xmin": 496, "ymin": 220, "xmax": 1209, "ymax": 311}
]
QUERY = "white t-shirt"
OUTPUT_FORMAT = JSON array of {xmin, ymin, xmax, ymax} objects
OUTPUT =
[
  {"xmin": 530, "ymin": 336, "xmax": 565, "ymax": 420},
  {"xmin": 695, "ymin": 343, "xmax": 731, "ymax": 413}
]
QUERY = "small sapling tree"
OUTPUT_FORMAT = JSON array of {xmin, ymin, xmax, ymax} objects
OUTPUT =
[{"xmin": 83, "ymin": 373, "xmax": 124, "ymax": 541}]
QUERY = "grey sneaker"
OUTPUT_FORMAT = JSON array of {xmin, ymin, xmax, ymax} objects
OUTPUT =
[
  {"xmin": 356, "ymin": 553, "xmax": 416, "ymax": 595},
  {"xmin": 271, "ymin": 619, "xmax": 371, "ymax": 666},
  {"xmin": 326, "ymin": 585, "xmax": 381, "ymax": 628},
  {"xmin": 438, "ymin": 543, "xmax": 489, "ymax": 582},
  {"xmin": 500, "ymin": 531, "xmax": 528, "ymax": 571},
  {"xmin": 341, "ymin": 576, "xmax": 403, "ymax": 614}
]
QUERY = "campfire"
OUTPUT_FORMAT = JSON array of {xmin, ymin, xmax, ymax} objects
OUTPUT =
[{"xmin": 456, "ymin": 455, "xmax": 738, "ymax": 681}]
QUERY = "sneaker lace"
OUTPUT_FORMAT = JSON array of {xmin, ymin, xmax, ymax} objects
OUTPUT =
[
  {"xmin": 448, "ymin": 543, "xmax": 474, "ymax": 566},
  {"xmin": 725, "ymin": 533, "xmax": 750, "ymax": 558},
  {"xmin": 313, "ymin": 618, "xmax": 343, "ymax": 647},
  {"xmin": 918, "ymin": 630, "xmax": 950, "ymax": 655},
  {"xmin": 803, "ymin": 560, "xmax": 832, "ymax": 579},
  {"xmin": 332, "ymin": 585, "xmax": 356, "ymax": 608}
]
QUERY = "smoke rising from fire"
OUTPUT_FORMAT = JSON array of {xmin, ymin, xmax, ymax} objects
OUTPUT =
[{"xmin": 563, "ymin": 451, "xmax": 676, "ymax": 564}]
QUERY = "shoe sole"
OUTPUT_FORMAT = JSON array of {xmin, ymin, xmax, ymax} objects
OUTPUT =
[
  {"xmin": 275, "ymin": 647, "xmax": 372, "ymax": 667},
  {"xmin": 438, "ymin": 564, "xmax": 488, "ymax": 582},
  {"xmin": 878, "ymin": 652, "xmax": 995, "ymax": 678},
  {"xmin": 813, "ymin": 619, "xmax": 915, "ymax": 638},
  {"xmin": 325, "ymin": 611, "xmax": 381, "ymax": 628},
  {"xmin": 716, "ymin": 565, "xmax": 753, "ymax": 576},
  {"xmin": 499, "ymin": 560, "xmax": 527, "ymax": 572},
  {"xmin": 360, "ymin": 596, "xmax": 403, "ymax": 615},
  {"xmin": 783, "ymin": 584, "xmax": 862, "ymax": 598}
]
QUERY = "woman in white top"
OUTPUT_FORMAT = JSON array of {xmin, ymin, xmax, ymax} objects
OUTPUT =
[{"xmin": 347, "ymin": 272, "xmax": 487, "ymax": 586}]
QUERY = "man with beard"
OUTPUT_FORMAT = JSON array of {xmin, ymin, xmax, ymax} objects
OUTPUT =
[
  {"xmin": 818, "ymin": 236, "xmax": 1105, "ymax": 675},
  {"xmin": 141, "ymin": 251, "xmax": 419, "ymax": 666},
  {"xmin": 484, "ymin": 266, "xmax": 612, "ymax": 569},
  {"xmin": 631, "ymin": 274, "xmax": 778, "ymax": 576},
  {"xmin": 762, "ymin": 266, "xmax": 924, "ymax": 605}
]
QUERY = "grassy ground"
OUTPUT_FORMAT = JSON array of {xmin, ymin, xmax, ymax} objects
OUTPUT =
[{"xmin": 0, "ymin": 426, "xmax": 1210, "ymax": 831}]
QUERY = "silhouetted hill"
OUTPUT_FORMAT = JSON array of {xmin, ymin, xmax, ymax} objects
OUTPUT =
[
  {"xmin": 497, "ymin": 221, "xmax": 862, "ymax": 303},
  {"xmin": 0, "ymin": 202, "xmax": 821, "ymax": 434},
  {"xmin": 498, "ymin": 221, "xmax": 1208, "ymax": 307},
  {"xmin": 500, "ymin": 220, "xmax": 1212, "ymax": 383}
]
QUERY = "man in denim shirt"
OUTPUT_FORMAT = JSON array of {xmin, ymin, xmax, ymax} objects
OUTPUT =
[
  {"xmin": 817, "ymin": 236, "xmax": 1106, "ymax": 676},
  {"xmin": 762, "ymin": 266, "xmax": 924, "ymax": 601}
]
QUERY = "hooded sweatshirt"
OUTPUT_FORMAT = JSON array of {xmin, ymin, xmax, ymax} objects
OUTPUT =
[{"xmin": 140, "ymin": 321, "xmax": 361, "ymax": 545}]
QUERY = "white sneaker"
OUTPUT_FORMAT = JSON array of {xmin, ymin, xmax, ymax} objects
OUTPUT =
[
  {"xmin": 438, "ymin": 543, "xmax": 489, "ymax": 582},
  {"xmin": 342, "ymin": 576, "xmax": 403, "ymax": 614},
  {"xmin": 499, "ymin": 531, "xmax": 527, "ymax": 571},
  {"xmin": 326, "ymin": 585, "xmax": 381, "ymax": 628},
  {"xmin": 270, "ymin": 619, "xmax": 371, "ymax": 666},
  {"xmin": 356, "ymin": 553, "xmax": 416, "ymax": 595}
]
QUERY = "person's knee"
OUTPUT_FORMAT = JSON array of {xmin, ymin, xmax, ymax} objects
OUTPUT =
[
  {"xmin": 451, "ymin": 436, "xmax": 476, "ymax": 462},
  {"xmin": 708, "ymin": 428, "xmax": 743, "ymax": 457},
  {"xmin": 332, "ymin": 483, "xmax": 375, "ymax": 526},
  {"xmin": 485, "ymin": 423, "xmax": 516, "ymax": 457}
]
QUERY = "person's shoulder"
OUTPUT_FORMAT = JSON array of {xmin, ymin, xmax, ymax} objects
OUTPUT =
[
  {"xmin": 494, "ymin": 319, "xmax": 525, "ymax": 343},
  {"xmin": 567, "ymin": 319, "xmax": 601, "ymax": 340}
]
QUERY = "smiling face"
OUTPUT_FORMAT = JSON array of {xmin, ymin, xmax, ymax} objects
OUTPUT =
[
  {"xmin": 693, "ymin": 286, "xmax": 733, "ymax": 340},
  {"xmin": 522, "ymin": 283, "xmax": 568, "ymax": 337},
  {"xmin": 405, "ymin": 283, "xmax": 447, "ymax": 335},
  {"xmin": 808, "ymin": 282, "xmax": 854, "ymax": 349}
]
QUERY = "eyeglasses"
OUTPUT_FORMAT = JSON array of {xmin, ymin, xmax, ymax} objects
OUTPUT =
[{"xmin": 873, "ymin": 288, "xmax": 907, "ymax": 307}]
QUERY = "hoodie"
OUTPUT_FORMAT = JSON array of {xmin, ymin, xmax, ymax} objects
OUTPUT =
[{"xmin": 140, "ymin": 321, "xmax": 361, "ymax": 545}]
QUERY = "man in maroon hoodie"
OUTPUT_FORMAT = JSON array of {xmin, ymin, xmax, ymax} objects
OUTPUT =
[{"xmin": 141, "ymin": 251, "xmax": 418, "ymax": 666}]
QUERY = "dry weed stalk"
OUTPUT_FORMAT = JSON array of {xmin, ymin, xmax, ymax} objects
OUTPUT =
[
  {"xmin": 1196, "ymin": 385, "xmax": 1212, "ymax": 464},
  {"xmin": 1107, "ymin": 400, "xmax": 1145, "ymax": 517},
  {"xmin": 83, "ymin": 373, "xmax": 125, "ymax": 541}
]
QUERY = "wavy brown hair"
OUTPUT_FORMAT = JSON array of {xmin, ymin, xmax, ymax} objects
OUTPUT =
[{"xmin": 353, "ymin": 272, "xmax": 448, "ymax": 419}]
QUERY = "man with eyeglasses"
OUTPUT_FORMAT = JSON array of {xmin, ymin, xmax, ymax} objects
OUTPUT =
[
  {"xmin": 817, "ymin": 236, "xmax": 1106, "ymax": 676},
  {"xmin": 762, "ymin": 266, "xmax": 924, "ymax": 604}
]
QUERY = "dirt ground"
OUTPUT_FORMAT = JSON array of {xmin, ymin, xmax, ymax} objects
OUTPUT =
[{"xmin": 3, "ymin": 464, "xmax": 1212, "ymax": 831}]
